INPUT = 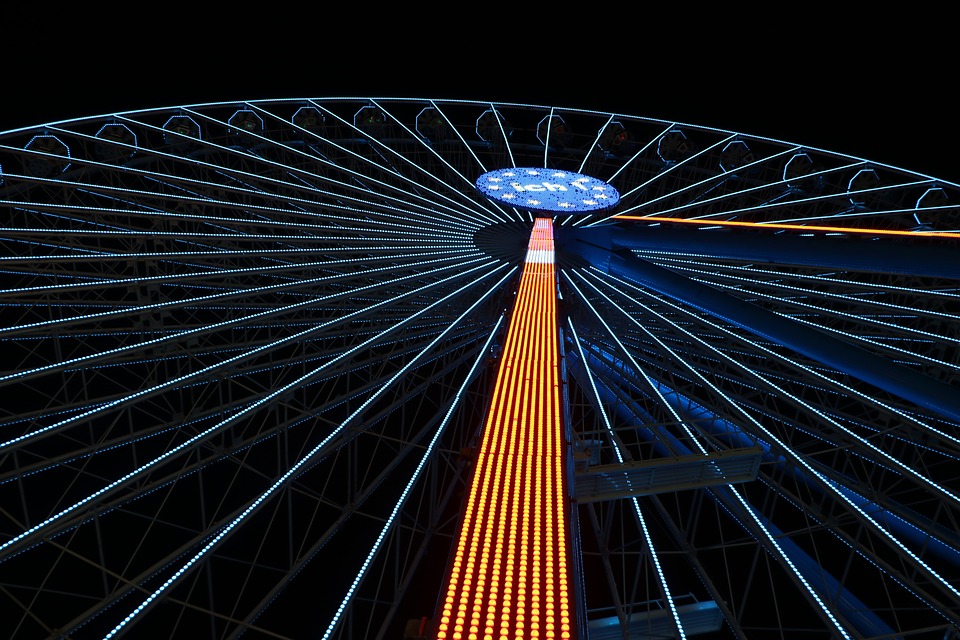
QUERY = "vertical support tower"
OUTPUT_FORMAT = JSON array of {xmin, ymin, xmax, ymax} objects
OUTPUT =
[{"xmin": 435, "ymin": 217, "xmax": 574, "ymax": 640}]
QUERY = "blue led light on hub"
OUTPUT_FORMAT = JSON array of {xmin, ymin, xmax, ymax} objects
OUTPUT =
[{"xmin": 476, "ymin": 167, "xmax": 619, "ymax": 214}]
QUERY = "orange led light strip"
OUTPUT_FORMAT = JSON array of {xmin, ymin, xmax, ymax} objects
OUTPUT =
[
  {"xmin": 436, "ymin": 218, "xmax": 573, "ymax": 640},
  {"xmin": 613, "ymin": 215, "xmax": 960, "ymax": 238}
]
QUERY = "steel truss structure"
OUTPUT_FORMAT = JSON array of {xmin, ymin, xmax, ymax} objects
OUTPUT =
[{"xmin": 0, "ymin": 97, "xmax": 958, "ymax": 639}]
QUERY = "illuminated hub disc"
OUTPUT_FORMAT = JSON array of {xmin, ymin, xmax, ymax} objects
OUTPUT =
[{"xmin": 476, "ymin": 167, "xmax": 619, "ymax": 215}]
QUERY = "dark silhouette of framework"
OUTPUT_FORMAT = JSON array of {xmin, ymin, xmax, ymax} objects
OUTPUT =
[{"xmin": 0, "ymin": 98, "xmax": 958, "ymax": 639}]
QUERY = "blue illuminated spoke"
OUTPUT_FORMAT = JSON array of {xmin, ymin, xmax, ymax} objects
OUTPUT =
[{"xmin": 1, "ymin": 98, "xmax": 958, "ymax": 640}]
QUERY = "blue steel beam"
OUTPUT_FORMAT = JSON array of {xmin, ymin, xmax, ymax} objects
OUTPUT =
[
  {"xmin": 560, "ymin": 224, "xmax": 960, "ymax": 424},
  {"xmin": 569, "ymin": 223, "xmax": 960, "ymax": 278}
]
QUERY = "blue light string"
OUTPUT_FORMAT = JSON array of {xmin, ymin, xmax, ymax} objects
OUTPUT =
[
  {"xmin": 103, "ymin": 267, "xmax": 516, "ymax": 639},
  {"xmin": 320, "ymin": 314, "xmax": 505, "ymax": 638},
  {"xmin": 566, "ymin": 273, "xmax": 856, "ymax": 637},
  {"xmin": 578, "ymin": 267, "xmax": 960, "ymax": 603},
  {"xmin": 0, "ymin": 255, "xmax": 494, "ymax": 388},
  {"xmin": 565, "ymin": 316, "xmax": 688, "ymax": 639}
]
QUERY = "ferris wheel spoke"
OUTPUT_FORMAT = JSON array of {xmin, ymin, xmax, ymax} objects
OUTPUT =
[
  {"xmin": 170, "ymin": 103, "xmax": 498, "ymax": 228},
  {"xmin": 316, "ymin": 317, "xmax": 505, "ymax": 640},
  {"xmin": 564, "ymin": 318, "xmax": 695, "ymax": 638},
  {"xmin": 577, "ymin": 264, "xmax": 960, "ymax": 505},
  {"xmin": 0, "ymin": 251, "xmax": 496, "ymax": 408},
  {"xmin": 0, "ymin": 265, "xmax": 511, "ymax": 560},
  {"xmin": 0, "ymin": 316, "xmax": 490, "ymax": 489},
  {"xmin": 9, "ymin": 300, "xmax": 502, "ymax": 639},
  {"xmin": 565, "ymin": 312, "xmax": 860, "ymax": 637},
  {"xmin": 2, "ymin": 97, "xmax": 959, "ymax": 639},
  {"xmin": 572, "ymin": 312, "xmax": 960, "ymax": 633},
  {"xmin": 53, "ymin": 120, "xmax": 484, "ymax": 234},
  {"xmin": 564, "ymin": 260, "xmax": 960, "ymax": 630},
  {"xmin": 52, "ymin": 397, "xmax": 437, "ymax": 640},
  {"xmin": 94, "ymin": 268, "xmax": 510, "ymax": 638}
]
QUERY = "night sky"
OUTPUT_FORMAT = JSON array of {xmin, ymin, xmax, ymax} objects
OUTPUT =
[{"xmin": 2, "ymin": 12, "xmax": 955, "ymax": 184}]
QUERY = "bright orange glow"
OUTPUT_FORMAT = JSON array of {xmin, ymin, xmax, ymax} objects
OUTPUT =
[
  {"xmin": 436, "ymin": 218, "xmax": 574, "ymax": 640},
  {"xmin": 613, "ymin": 215, "xmax": 960, "ymax": 238}
]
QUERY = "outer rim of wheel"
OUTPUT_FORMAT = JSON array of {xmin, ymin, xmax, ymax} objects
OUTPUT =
[{"xmin": 0, "ymin": 97, "xmax": 958, "ymax": 640}]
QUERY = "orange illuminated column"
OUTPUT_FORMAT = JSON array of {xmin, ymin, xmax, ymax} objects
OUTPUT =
[{"xmin": 435, "ymin": 217, "xmax": 573, "ymax": 640}]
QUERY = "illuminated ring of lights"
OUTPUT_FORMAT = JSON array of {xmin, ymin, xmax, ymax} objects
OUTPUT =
[
  {"xmin": 2, "ymin": 96, "xmax": 959, "ymax": 640},
  {"xmin": 475, "ymin": 167, "xmax": 620, "ymax": 214}
]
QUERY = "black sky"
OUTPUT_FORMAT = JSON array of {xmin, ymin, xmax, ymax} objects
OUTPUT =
[{"xmin": 3, "ymin": 11, "xmax": 955, "ymax": 183}]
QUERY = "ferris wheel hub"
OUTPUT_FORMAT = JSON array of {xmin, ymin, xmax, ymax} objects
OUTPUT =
[{"xmin": 475, "ymin": 167, "xmax": 620, "ymax": 215}]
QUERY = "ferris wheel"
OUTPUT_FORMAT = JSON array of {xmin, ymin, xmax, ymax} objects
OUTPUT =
[{"xmin": 0, "ymin": 97, "xmax": 958, "ymax": 640}]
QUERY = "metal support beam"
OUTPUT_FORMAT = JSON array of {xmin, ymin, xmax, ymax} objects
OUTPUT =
[
  {"xmin": 569, "ymin": 222, "xmax": 960, "ymax": 278},
  {"xmin": 587, "ymin": 599, "xmax": 724, "ymax": 639},
  {"xmin": 573, "ymin": 447, "xmax": 763, "ymax": 503},
  {"xmin": 561, "ymin": 224, "xmax": 960, "ymax": 424}
]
